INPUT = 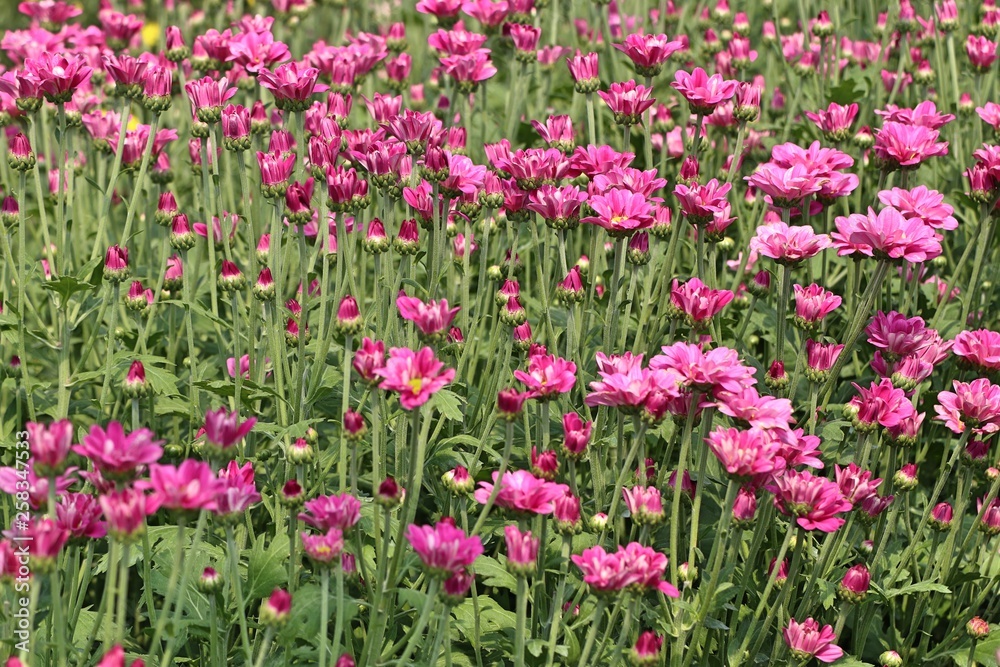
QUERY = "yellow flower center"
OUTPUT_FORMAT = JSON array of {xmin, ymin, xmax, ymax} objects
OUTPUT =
[{"xmin": 408, "ymin": 377, "xmax": 425, "ymax": 394}]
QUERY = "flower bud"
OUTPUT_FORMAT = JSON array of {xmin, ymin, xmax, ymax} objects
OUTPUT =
[
  {"xmin": 967, "ymin": 616, "xmax": 991, "ymax": 639},
  {"xmin": 122, "ymin": 360, "xmax": 149, "ymax": 398},
  {"xmin": 197, "ymin": 566, "xmax": 223, "ymax": 593},
  {"xmin": 279, "ymin": 479, "xmax": 305, "ymax": 508},
  {"xmin": 880, "ymin": 651, "xmax": 903, "ymax": 667},
  {"xmin": 497, "ymin": 388, "xmax": 529, "ymax": 421},
  {"xmin": 334, "ymin": 296, "xmax": 363, "ymax": 335},
  {"xmin": 837, "ymin": 563, "xmax": 871, "ymax": 603},
  {"xmin": 929, "ymin": 502, "xmax": 953, "ymax": 531},
  {"xmin": 442, "ymin": 466, "xmax": 474, "ymax": 495},
  {"xmin": 376, "ymin": 476, "xmax": 404, "ymax": 508},
  {"xmin": 343, "ymin": 409, "xmax": 366, "ymax": 441},
  {"xmin": 253, "ymin": 268, "xmax": 275, "ymax": 301},
  {"xmin": 260, "ymin": 589, "xmax": 291, "ymax": 627},
  {"xmin": 288, "ymin": 437, "xmax": 314, "ymax": 464}
]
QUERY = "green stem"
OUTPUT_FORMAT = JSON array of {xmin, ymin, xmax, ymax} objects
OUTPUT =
[
  {"xmin": 514, "ymin": 575, "xmax": 529, "ymax": 667},
  {"xmin": 227, "ymin": 524, "xmax": 254, "ymax": 664},
  {"xmin": 397, "ymin": 579, "xmax": 441, "ymax": 665}
]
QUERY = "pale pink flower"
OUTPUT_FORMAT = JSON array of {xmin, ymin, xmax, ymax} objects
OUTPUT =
[
  {"xmin": 877, "ymin": 186, "xmax": 957, "ymax": 231},
  {"xmin": 504, "ymin": 525, "xmax": 539, "ymax": 574},
  {"xmin": 750, "ymin": 221, "xmax": 831, "ymax": 265},
  {"xmin": 650, "ymin": 343, "xmax": 756, "ymax": 395},
  {"xmin": 784, "ymin": 618, "xmax": 844, "ymax": 663},
  {"xmin": 396, "ymin": 295, "xmax": 460, "ymax": 337},
  {"xmin": 745, "ymin": 162, "xmax": 826, "ymax": 207},
  {"xmin": 805, "ymin": 103, "xmax": 859, "ymax": 141}
]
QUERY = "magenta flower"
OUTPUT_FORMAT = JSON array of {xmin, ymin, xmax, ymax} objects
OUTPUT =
[
  {"xmin": 406, "ymin": 522, "xmax": 483, "ymax": 577},
  {"xmin": 26, "ymin": 420, "xmax": 73, "ymax": 476},
  {"xmin": 597, "ymin": 80, "xmax": 656, "ymax": 126},
  {"xmin": 715, "ymin": 388, "xmax": 793, "ymax": 431},
  {"xmin": 26, "ymin": 53, "xmax": 92, "ymax": 103},
  {"xmin": 513, "ymin": 352, "xmax": 577, "ymax": 400},
  {"xmin": 504, "ymin": 525, "xmax": 540, "ymax": 575},
  {"xmin": 571, "ymin": 545, "xmax": 629, "ymax": 593},
  {"xmin": 374, "ymin": 347, "xmax": 456, "ymax": 410},
  {"xmin": 673, "ymin": 179, "xmax": 732, "ymax": 226},
  {"xmin": 0, "ymin": 463, "xmax": 76, "ymax": 510},
  {"xmin": 706, "ymin": 427, "xmax": 780, "ymax": 478},
  {"xmin": 834, "ymin": 463, "xmax": 882, "ymax": 505},
  {"xmin": 228, "ymin": 30, "xmax": 291, "ymax": 74},
  {"xmin": 301, "ymin": 528, "xmax": 345, "ymax": 565},
  {"xmin": 396, "ymin": 295, "xmax": 460, "ymax": 338},
  {"xmin": 831, "ymin": 206, "xmax": 942, "ymax": 262},
  {"xmin": 184, "ymin": 76, "xmax": 238, "ymax": 121},
  {"xmin": 875, "ymin": 101, "xmax": 955, "ymax": 130},
  {"xmin": 582, "ymin": 187, "xmax": 654, "ymax": 236},
  {"xmin": 55, "ymin": 493, "xmax": 106, "ymax": 540},
  {"xmin": 773, "ymin": 469, "xmax": 853, "ymax": 532},
  {"xmin": 670, "ymin": 277, "xmax": 734, "ymax": 324},
  {"xmin": 213, "ymin": 461, "xmax": 262, "ymax": 518},
  {"xmin": 440, "ymin": 50, "xmax": 497, "ymax": 90},
  {"xmin": 562, "ymin": 413, "xmax": 592, "ymax": 458},
  {"xmin": 474, "ymin": 469, "xmax": 569, "ymax": 515},
  {"xmin": 614, "ymin": 33, "xmax": 684, "ymax": 77},
  {"xmin": 865, "ymin": 311, "xmax": 938, "ymax": 360},
  {"xmin": 566, "ymin": 51, "xmax": 600, "ymax": 89},
  {"xmin": 935, "ymin": 378, "xmax": 1000, "ymax": 434},
  {"xmin": 671, "ymin": 67, "xmax": 738, "ymax": 114},
  {"xmin": 873, "ymin": 121, "xmax": 948, "ymax": 170},
  {"xmin": 585, "ymin": 352, "xmax": 680, "ymax": 411},
  {"xmin": 148, "ymin": 460, "xmax": 220, "ymax": 513},
  {"xmin": 618, "ymin": 542, "xmax": 680, "ymax": 597},
  {"xmin": 967, "ymin": 34, "xmax": 998, "ymax": 70},
  {"xmin": 202, "ymin": 408, "xmax": 257, "ymax": 451},
  {"xmin": 73, "ymin": 422, "xmax": 163, "ymax": 480},
  {"xmin": 100, "ymin": 486, "xmax": 155, "ymax": 541},
  {"xmin": 846, "ymin": 378, "xmax": 916, "ymax": 431},
  {"xmin": 805, "ymin": 102, "xmax": 859, "ymax": 141},
  {"xmin": 299, "ymin": 493, "xmax": 362, "ymax": 532},
  {"xmin": 750, "ymin": 221, "xmax": 831, "ymax": 265}
]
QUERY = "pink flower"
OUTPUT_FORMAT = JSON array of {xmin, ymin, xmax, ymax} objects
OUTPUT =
[
  {"xmin": 213, "ymin": 461, "xmax": 262, "ymax": 518},
  {"xmin": 571, "ymin": 545, "xmax": 628, "ymax": 593},
  {"xmin": 185, "ymin": 76, "xmax": 238, "ymax": 120},
  {"xmin": 374, "ymin": 347, "xmax": 456, "ymax": 410},
  {"xmin": 301, "ymin": 528, "xmax": 345, "ymax": 565},
  {"xmin": 793, "ymin": 284, "xmax": 841, "ymax": 326},
  {"xmin": 877, "ymin": 186, "xmax": 957, "ymax": 231},
  {"xmin": 670, "ymin": 277, "xmax": 734, "ymax": 324},
  {"xmin": 805, "ymin": 103, "xmax": 859, "ymax": 141},
  {"xmin": 396, "ymin": 295, "xmax": 460, "ymax": 337},
  {"xmin": 847, "ymin": 378, "xmax": 915, "ymax": 431},
  {"xmin": 504, "ymin": 525, "xmax": 539, "ymax": 575},
  {"xmin": 805, "ymin": 341, "xmax": 844, "ymax": 378},
  {"xmin": 834, "ymin": 463, "xmax": 882, "ymax": 505},
  {"xmin": 784, "ymin": 618, "xmax": 844, "ymax": 663},
  {"xmin": 474, "ymin": 469, "xmax": 569, "ymax": 515},
  {"xmin": 618, "ymin": 542, "xmax": 680, "ymax": 596},
  {"xmin": 582, "ymin": 187, "xmax": 654, "ymax": 236},
  {"xmin": 513, "ymin": 353, "xmax": 577, "ymax": 400},
  {"xmin": 202, "ymin": 408, "xmax": 256, "ymax": 450},
  {"xmin": 228, "ymin": 30, "xmax": 291, "ymax": 74},
  {"xmin": 0, "ymin": 464, "xmax": 75, "ymax": 510},
  {"xmin": 566, "ymin": 51, "xmax": 600, "ymax": 87},
  {"xmin": 597, "ymin": 80, "xmax": 656, "ymax": 125},
  {"xmin": 953, "ymin": 329, "xmax": 1000, "ymax": 372},
  {"xmin": 100, "ymin": 486, "xmax": 154, "ymax": 540},
  {"xmin": 353, "ymin": 337, "xmax": 387, "ymax": 381},
  {"xmin": 671, "ymin": 67, "xmax": 737, "ymax": 114},
  {"xmin": 299, "ymin": 493, "xmax": 362, "ymax": 532},
  {"xmin": 715, "ymin": 388, "xmax": 793, "ymax": 431},
  {"xmin": 614, "ymin": 33, "xmax": 684, "ymax": 76},
  {"xmin": 26, "ymin": 420, "xmax": 73, "ymax": 476},
  {"xmin": 967, "ymin": 35, "xmax": 998, "ymax": 70},
  {"xmin": 406, "ymin": 522, "xmax": 483, "ymax": 576},
  {"xmin": 673, "ymin": 179, "xmax": 731, "ymax": 226},
  {"xmin": 978, "ymin": 102, "xmax": 1000, "ymax": 132},
  {"xmin": 650, "ymin": 343, "xmax": 756, "ymax": 395},
  {"xmin": 562, "ymin": 413, "xmax": 592, "ymax": 457},
  {"xmin": 148, "ymin": 460, "xmax": 219, "ymax": 513},
  {"xmin": 706, "ymin": 427, "xmax": 780, "ymax": 478},
  {"xmin": 631, "ymin": 632, "xmax": 664, "ymax": 665},
  {"xmin": 873, "ymin": 121, "xmax": 948, "ymax": 170},
  {"xmin": 745, "ymin": 162, "xmax": 826, "ymax": 207},
  {"xmin": 750, "ymin": 221, "xmax": 831, "ymax": 265},
  {"xmin": 831, "ymin": 206, "xmax": 942, "ymax": 262},
  {"xmin": 773, "ymin": 469, "xmax": 852, "ymax": 532},
  {"xmin": 623, "ymin": 485, "xmax": 665, "ymax": 524},
  {"xmin": 865, "ymin": 311, "xmax": 937, "ymax": 360},
  {"xmin": 585, "ymin": 352, "xmax": 680, "ymax": 411},
  {"xmin": 55, "ymin": 493, "xmax": 106, "ymax": 540},
  {"xmin": 26, "ymin": 53, "xmax": 92, "ymax": 103},
  {"xmin": 935, "ymin": 378, "xmax": 1000, "ymax": 434},
  {"xmin": 73, "ymin": 422, "xmax": 163, "ymax": 480}
]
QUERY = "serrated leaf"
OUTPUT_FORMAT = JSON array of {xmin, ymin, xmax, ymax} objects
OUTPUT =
[
  {"xmin": 430, "ymin": 389, "xmax": 465, "ymax": 422},
  {"xmin": 42, "ymin": 275, "xmax": 98, "ymax": 301},
  {"xmin": 884, "ymin": 582, "xmax": 950, "ymax": 597},
  {"xmin": 246, "ymin": 534, "xmax": 289, "ymax": 601},
  {"xmin": 472, "ymin": 555, "xmax": 518, "ymax": 592}
]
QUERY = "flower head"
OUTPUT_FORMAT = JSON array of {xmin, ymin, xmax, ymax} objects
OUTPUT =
[{"xmin": 374, "ymin": 347, "xmax": 456, "ymax": 410}]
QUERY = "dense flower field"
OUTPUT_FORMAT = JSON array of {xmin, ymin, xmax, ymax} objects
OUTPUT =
[{"xmin": 1, "ymin": 0, "xmax": 1000, "ymax": 665}]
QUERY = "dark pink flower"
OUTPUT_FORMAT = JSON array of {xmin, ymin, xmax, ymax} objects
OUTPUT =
[
  {"xmin": 671, "ymin": 67, "xmax": 737, "ymax": 114},
  {"xmin": 514, "ymin": 353, "xmax": 577, "ymax": 400},
  {"xmin": 784, "ymin": 618, "xmax": 844, "ymax": 663},
  {"xmin": 374, "ymin": 347, "xmax": 456, "ymax": 410},
  {"xmin": 935, "ymin": 378, "xmax": 1000, "ymax": 434},
  {"xmin": 406, "ymin": 522, "xmax": 482, "ymax": 576},
  {"xmin": 773, "ymin": 469, "xmax": 852, "ymax": 532},
  {"xmin": 474, "ymin": 469, "xmax": 569, "ymax": 515}
]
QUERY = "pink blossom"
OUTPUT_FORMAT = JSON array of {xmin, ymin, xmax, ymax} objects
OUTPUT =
[
  {"xmin": 582, "ymin": 187, "xmax": 653, "ymax": 235},
  {"xmin": 673, "ymin": 179, "xmax": 732, "ymax": 226},
  {"xmin": 877, "ymin": 186, "xmax": 957, "ymax": 231},
  {"xmin": 671, "ymin": 67, "xmax": 737, "ymax": 114},
  {"xmin": 299, "ymin": 493, "xmax": 362, "ymax": 532},
  {"xmin": 793, "ymin": 284, "xmax": 842, "ymax": 325},
  {"xmin": 805, "ymin": 103, "xmax": 859, "ymax": 141},
  {"xmin": 148, "ymin": 460, "xmax": 219, "ymax": 513},
  {"xmin": 750, "ymin": 221, "xmax": 831, "ymax": 265},
  {"xmin": 706, "ymin": 427, "xmax": 780, "ymax": 478},
  {"xmin": 670, "ymin": 277, "xmax": 734, "ymax": 324},
  {"xmin": 650, "ymin": 343, "xmax": 756, "ymax": 395},
  {"xmin": 474, "ymin": 469, "xmax": 569, "ymax": 515},
  {"xmin": 773, "ymin": 469, "xmax": 852, "ymax": 532},
  {"xmin": 597, "ymin": 80, "xmax": 656, "ymax": 125},
  {"xmin": 513, "ymin": 353, "xmax": 577, "ymax": 400},
  {"xmin": 831, "ymin": 206, "xmax": 942, "ymax": 262},
  {"xmin": 504, "ymin": 525, "xmax": 539, "ymax": 574},
  {"xmin": 834, "ymin": 463, "xmax": 882, "ymax": 505},
  {"xmin": 406, "ymin": 522, "xmax": 483, "ymax": 576},
  {"xmin": 953, "ymin": 329, "xmax": 1000, "ymax": 372},
  {"xmin": 873, "ymin": 121, "xmax": 948, "ymax": 170},
  {"xmin": 73, "ymin": 422, "xmax": 163, "ymax": 480},
  {"xmin": 214, "ymin": 461, "xmax": 262, "ymax": 518},
  {"xmin": 374, "ymin": 347, "xmax": 456, "ymax": 410},
  {"xmin": 396, "ymin": 295, "xmax": 460, "ymax": 337},
  {"xmin": 935, "ymin": 378, "xmax": 1000, "ymax": 434},
  {"xmin": 865, "ymin": 311, "xmax": 938, "ymax": 360},
  {"xmin": 784, "ymin": 618, "xmax": 844, "ymax": 663}
]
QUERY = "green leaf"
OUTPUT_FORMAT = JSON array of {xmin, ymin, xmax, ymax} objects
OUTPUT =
[
  {"xmin": 884, "ymin": 582, "xmax": 950, "ymax": 597},
  {"xmin": 246, "ymin": 534, "xmax": 289, "ymax": 601},
  {"xmin": 472, "ymin": 555, "xmax": 518, "ymax": 592},
  {"xmin": 42, "ymin": 275, "xmax": 98, "ymax": 301},
  {"xmin": 821, "ymin": 420, "xmax": 849, "ymax": 445},
  {"xmin": 430, "ymin": 389, "xmax": 465, "ymax": 422},
  {"xmin": 703, "ymin": 617, "xmax": 729, "ymax": 630}
]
